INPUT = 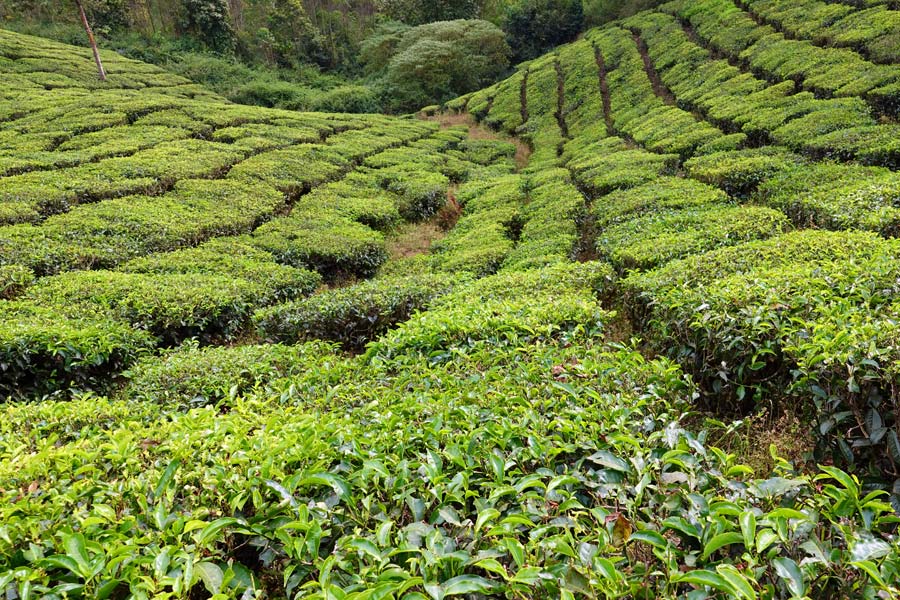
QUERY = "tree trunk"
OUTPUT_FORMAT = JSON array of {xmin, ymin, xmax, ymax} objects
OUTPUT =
[{"xmin": 74, "ymin": 0, "xmax": 107, "ymax": 81}]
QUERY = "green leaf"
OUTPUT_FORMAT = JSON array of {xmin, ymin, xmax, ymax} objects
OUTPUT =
[
  {"xmin": 773, "ymin": 557, "xmax": 805, "ymax": 598},
  {"xmin": 816, "ymin": 466, "xmax": 858, "ymax": 496},
  {"xmin": 739, "ymin": 511, "xmax": 756, "ymax": 551},
  {"xmin": 673, "ymin": 569, "xmax": 734, "ymax": 593},
  {"xmin": 702, "ymin": 532, "xmax": 743, "ymax": 560},
  {"xmin": 630, "ymin": 530, "xmax": 669, "ymax": 550},
  {"xmin": 300, "ymin": 473, "xmax": 351, "ymax": 501},
  {"xmin": 194, "ymin": 517, "xmax": 241, "ymax": 546},
  {"xmin": 756, "ymin": 529, "xmax": 778, "ymax": 554},
  {"xmin": 475, "ymin": 508, "xmax": 500, "ymax": 534},
  {"xmin": 472, "ymin": 558, "xmax": 507, "ymax": 579},
  {"xmin": 195, "ymin": 561, "xmax": 223, "ymax": 595},
  {"xmin": 442, "ymin": 575, "xmax": 498, "ymax": 596},
  {"xmin": 152, "ymin": 460, "xmax": 181, "ymax": 502},
  {"xmin": 851, "ymin": 560, "xmax": 888, "ymax": 588},
  {"xmin": 716, "ymin": 564, "xmax": 757, "ymax": 600}
]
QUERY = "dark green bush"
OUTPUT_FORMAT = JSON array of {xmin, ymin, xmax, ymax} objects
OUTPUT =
[
  {"xmin": 0, "ymin": 301, "xmax": 155, "ymax": 398},
  {"xmin": 124, "ymin": 340, "xmax": 342, "ymax": 407},
  {"xmin": 623, "ymin": 231, "xmax": 900, "ymax": 470},
  {"xmin": 251, "ymin": 211, "xmax": 388, "ymax": 282},
  {"xmin": 255, "ymin": 274, "xmax": 459, "ymax": 351},
  {"xmin": 504, "ymin": 0, "xmax": 584, "ymax": 63},
  {"xmin": 0, "ymin": 265, "xmax": 34, "ymax": 299}
]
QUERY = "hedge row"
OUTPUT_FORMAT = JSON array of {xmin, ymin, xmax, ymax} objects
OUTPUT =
[
  {"xmin": 565, "ymin": 134, "xmax": 679, "ymax": 196},
  {"xmin": 502, "ymin": 168, "xmax": 585, "ymax": 270},
  {"xmin": 759, "ymin": 161, "xmax": 900, "ymax": 234},
  {"xmin": 586, "ymin": 26, "xmax": 724, "ymax": 159},
  {"xmin": 596, "ymin": 204, "xmax": 788, "ymax": 271},
  {"xmin": 664, "ymin": 0, "xmax": 900, "ymax": 114},
  {"xmin": 624, "ymin": 230, "xmax": 900, "ymax": 473},
  {"xmin": 0, "ymin": 179, "xmax": 286, "ymax": 275},
  {"xmin": 625, "ymin": 9, "xmax": 894, "ymax": 164},
  {"xmin": 744, "ymin": 0, "xmax": 900, "ymax": 64},
  {"xmin": 255, "ymin": 273, "xmax": 460, "ymax": 351},
  {"xmin": 124, "ymin": 340, "xmax": 343, "ymax": 407},
  {"xmin": 429, "ymin": 175, "xmax": 525, "ymax": 275}
]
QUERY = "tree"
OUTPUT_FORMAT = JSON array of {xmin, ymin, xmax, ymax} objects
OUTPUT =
[
  {"xmin": 180, "ymin": 0, "xmax": 236, "ymax": 53},
  {"xmin": 74, "ymin": 0, "xmax": 107, "ymax": 80},
  {"xmin": 504, "ymin": 0, "xmax": 583, "ymax": 62},
  {"xmin": 367, "ymin": 19, "xmax": 510, "ymax": 112},
  {"xmin": 375, "ymin": 0, "xmax": 481, "ymax": 25}
]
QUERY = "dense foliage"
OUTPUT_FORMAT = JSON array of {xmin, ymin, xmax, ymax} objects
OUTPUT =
[
  {"xmin": 3, "ymin": 0, "xmax": 900, "ymax": 594},
  {"xmin": 363, "ymin": 19, "xmax": 510, "ymax": 112}
]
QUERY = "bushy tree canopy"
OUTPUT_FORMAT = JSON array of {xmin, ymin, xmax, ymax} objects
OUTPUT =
[
  {"xmin": 364, "ymin": 19, "xmax": 510, "ymax": 112},
  {"xmin": 504, "ymin": 0, "xmax": 583, "ymax": 62},
  {"xmin": 375, "ymin": 0, "xmax": 481, "ymax": 25}
]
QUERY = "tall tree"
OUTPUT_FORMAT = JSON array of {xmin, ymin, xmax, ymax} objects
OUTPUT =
[{"xmin": 74, "ymin": 0, "xmax": 107, "ymax": 80}]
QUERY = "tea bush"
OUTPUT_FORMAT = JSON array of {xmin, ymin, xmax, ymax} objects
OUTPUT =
[
  {"xmin": 255, "ymin": 274, "xmax": 460, "ymax": 351},
  {"xmin": 597, "ymin": 205, "xmax": 789, "ymax": 271},
  {"xmin": 124, "ymin": 340, "xmax": 343, "ymax": 407},
  {"xmin": 0, "ymin": 302, "xmax": 155, "ymax": 398}
]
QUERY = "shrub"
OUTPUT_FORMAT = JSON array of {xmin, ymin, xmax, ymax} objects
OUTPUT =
[
  {"xmin": 120, "ymin": 238, "xmax": 322, "ymax": 304},
  {"xmin": 24, "ymin": 271, "xmax": 268, "ymax": 344},
  {"xmin": 597, "ymin": 205, "xmax": 789, "ymax": 271},
  {"xmin": 367, "ymin": 263, "xmax": 613, "ymax": 362},
  {"xmin": 251, "ymin": 211, "xmax": 388, "ymax": 281},
  {"xmin": 374, "ymin": 167, "xmax": 450, "ymax": 221},
  {"xmin": 255, "ymin": 274, "xmax": 459, "ymax": 351},
  {"xmin": 760, "ymin": 162, "xmax": 900, "ymax": 235},
  {"xmin": 0, "ymin": 179, "xmax": 287, "ymax": 273},
  {"xmin": 624, "ymin": 230, "xmax": 900, "ymax": 410},
  {"xmin": 0, "ymin": 301, "xmax": 154, "ymax": 398},
  {"xmin": 684, "ymin": 147, "xmax": 803, "ymax": 197},
  {"xmin": 368, "ymin": 20, "xmax": 511, "ymax": 112},
  {"xmin": 0, "ymin": 265, "xmax": 34, "ymax": 299},
  {"xmin": 124, "ymin": 340, "xmax": 342, "ymax": 407},
  {"xmin": 227, "ymin": 144, "xmax": 349, "ymax": 197},
  {"xmin": 592, "ymin": 177, "xmax": 729, "ymax": 228}
]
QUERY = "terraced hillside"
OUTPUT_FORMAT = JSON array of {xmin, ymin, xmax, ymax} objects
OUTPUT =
[{"xmin": 2, "ymin": 3, "xmax": 900, "ymax": 597}]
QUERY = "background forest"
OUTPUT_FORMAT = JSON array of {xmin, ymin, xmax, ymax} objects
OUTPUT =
[{"xmin": 0, "ymin": 0, "xmax": 662, "ymax": 112}]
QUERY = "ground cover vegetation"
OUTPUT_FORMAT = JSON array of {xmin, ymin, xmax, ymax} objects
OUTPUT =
[{"xmin": 2, "ymin": 0, "xmax": 900, "ymax": 595}]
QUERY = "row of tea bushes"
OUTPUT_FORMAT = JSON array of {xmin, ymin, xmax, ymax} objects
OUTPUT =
[
  {"xmin": 624, "ymin": 230, "xmax": 900, "ymax": 474},
  {"xmin": 565, "ymin": 135, "xmax": 680, "ymax": 196},
  {"xmin": 255, "ymin": 274, "xmax": 461, "ymax": 352},
  {"xmin": 0, "ymin": 29, "xmax": 201, "ymax": 93},
  {"xmin": 501, "ymin": 168, "xmax": 585, "ymax": 271},
  {"xmin": 743, "ymin": 0, "xmax": 900, "ymax": 64},
  {"xmin": 589, "ymin": 177, "xmax": 785, "ymax": 271},
  {"xmin": 586, "ymin": 26, "xmax": 725, "ymax": 160},
  {"xmin": 624, "ymin": 9, "xmax": 897, "ymax": 162},
  {"xmin": 5, "ymin": 261, "xmax": 899, "ymax": 597},
  {"xmin": 759, "ymin": 161, "xmax": 900, "ymax": 234},
  {"xmin": 663, "ymin": 0, "xmax": 900, "ymax": 114},
  {"xmin": 0, "ymin": 179, "xmax": 287, "ymax": 275}
]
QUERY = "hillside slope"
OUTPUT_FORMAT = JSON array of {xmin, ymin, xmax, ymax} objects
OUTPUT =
[{"xmin": 2, "ymin": 4, "xmax": 900, "ymax": 597}]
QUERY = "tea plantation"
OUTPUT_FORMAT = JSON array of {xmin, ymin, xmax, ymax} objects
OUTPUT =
[{"xmin": 2, "ymin": 1, "xmax": 900, "ymax": 596}]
